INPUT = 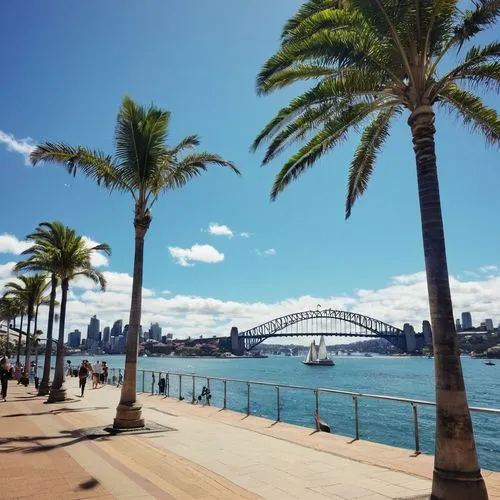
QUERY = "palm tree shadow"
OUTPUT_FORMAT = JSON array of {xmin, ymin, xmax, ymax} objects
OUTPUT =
[
  {"xmin": 2, "ymin": 406, "xmax": 109, "ymax": 418},
  {"xmin": 0, "ymin": 428, "xmax": 112, "ymax": 454}
]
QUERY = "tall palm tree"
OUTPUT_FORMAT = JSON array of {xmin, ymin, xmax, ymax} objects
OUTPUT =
[
  {"xmin": 252, "ymin": 1, "xmax": 498, "ymax": 498},
  {"xmin": 0, "ymin": 296, "xmax": 18, "ymax": 357},
  {"xmin": 19, "ymin": 222, "xmax": 110, "ymax": 403},
  {"xmin": 4, "ymin": 274, "xmax": 49, "ymax": 370},
  {"xmin": 30, "ymin": 96, "xmax": 240, "ymax": 428},
  {"xmin": 15, "ymin": 222, "xmax": 63, "ymax": 395}
]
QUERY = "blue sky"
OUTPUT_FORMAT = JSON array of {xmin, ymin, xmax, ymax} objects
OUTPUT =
[{"xmin": 0, "ymin": 1, "xmax": 499, "ymax": 338}]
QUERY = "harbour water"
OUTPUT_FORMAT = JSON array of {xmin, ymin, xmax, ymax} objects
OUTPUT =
[{"xmin": 62, "ymin": 354, "xmax": 500, "ymax": 471}]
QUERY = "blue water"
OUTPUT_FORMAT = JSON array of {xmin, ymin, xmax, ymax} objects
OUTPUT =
[{"xmin": 62, "ymin": 354, "xmax": 500, "ymax": 471}]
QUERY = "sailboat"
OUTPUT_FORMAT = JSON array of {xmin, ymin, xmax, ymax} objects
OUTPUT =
[{"xmin": 303, "ymin": 336, "xmax": 334, "ymax": 366}]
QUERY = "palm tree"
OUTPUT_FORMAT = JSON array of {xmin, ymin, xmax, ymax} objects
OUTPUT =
[
  {"xmin": 0, "ymin": 296, "xmax": 18, "ymax": 357},
  {"xmin": 30, "ymin": 96, "xmax": 240, "ymax": 428},
  {"xmin": 15, "ymin": 223, "xmax": 63, "ymax": 396},
  {"xmin": 4, "ymin": 274, "xmax": 49, "ymax": 371},
  {"xmin": 252, "ymin": 2, "xmax": 498, "ymax": 498},
  {"xmin": 19, "ymin": 222, "xmax": 110, "ymax": 403}
]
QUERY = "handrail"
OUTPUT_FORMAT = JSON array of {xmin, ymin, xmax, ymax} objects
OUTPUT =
[
  {"xmin": 109, "ymin": 367, "xmax": 500, "ymax": 457},
  {"xmin": 132, "ymin": 369, "xmax": 500, "ymax": 414}
]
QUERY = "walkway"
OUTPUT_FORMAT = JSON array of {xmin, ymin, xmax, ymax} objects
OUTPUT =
[{"xmin": 1, "ymin": 379, "xmax": 499, "ymax": 499}]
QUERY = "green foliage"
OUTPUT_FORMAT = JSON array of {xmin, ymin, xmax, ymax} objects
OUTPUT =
[
  {"xmin": 3, "ymin": 274, "xmax": 50, "ymax": 319},
  {"xmin": 253, "ymin": 0, "xmax": 500, "ymax": 215}
]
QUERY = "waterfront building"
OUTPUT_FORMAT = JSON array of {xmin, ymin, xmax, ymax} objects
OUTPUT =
[
  {"xmin": 86, "ymin": 315, "xmax": 100, "ymax": 349},
  {"xmin": 455, "ymin": 318, "xmax": 461, "ymax": 332},
  {"xmin": 485, "ymin": 319, "xmax": 494, "ymax": 332},
  {"xmin": 461, "ymin": 311, "xmax": 473, "ymax": 330},
  {"xmin": 149, "ymin": 322, "xmax": 162, "ymax": 342},
  {"xmin": 68, "ymin": 329, "xmax": 81, "ymax": 348},
  {"xmin": 422, "ymin": 320, "xmax": 432, "ymax": 345},
  {"xmin": 102, "ymin": 326, "xmax": 110, "ymax": 344},
  {"xmin": 111, "ymin": 319, "xmax": 123, "ymax": 338}
]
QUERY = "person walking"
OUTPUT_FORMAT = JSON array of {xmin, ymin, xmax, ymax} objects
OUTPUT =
[
  {"xmin": 0, "ymin": 356, "xmax": 11, "ymax": 401},
  {"xmin": 92, "ymin": 360, "xmax": 102, "ymax": 389},
  {"xmin": 78, "ymin": 360, "xmax": 90, "ymax": 397},
  {"xmin": 101, "ymin": 362, "xmax": 108, "ymax": 385}
]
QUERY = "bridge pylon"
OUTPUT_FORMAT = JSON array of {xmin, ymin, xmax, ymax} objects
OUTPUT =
[{"xmin": 230, "ymin": 327, "xmax": 244, "ymax": 356}]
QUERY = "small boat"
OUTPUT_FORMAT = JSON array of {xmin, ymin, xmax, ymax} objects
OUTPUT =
[
  {"xmin": 303, "ymin": 336, "xmax": 334, "ymax": 366},
  {"xmin": 364, "ymin": 353, "xmax": 373, "ymax": 357},
  {"xmin": 484, "ymin": 361, "xmax": 496, "ymax": 366}
]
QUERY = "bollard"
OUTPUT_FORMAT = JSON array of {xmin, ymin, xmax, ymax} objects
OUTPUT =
[
  {"xmin": 276, "ymin": 386, "xmax": 280, "ymax": 422},
  {"xmin": 353, "ymin": 396, "xmax": 359, "ymax": 440},
  {"xmin": 223, "ymin": 379, "xmax": 227, "ymax": 409},
  {"xmin": 412, "ymin": 403, "xmax": 420, "ymax": 454}
]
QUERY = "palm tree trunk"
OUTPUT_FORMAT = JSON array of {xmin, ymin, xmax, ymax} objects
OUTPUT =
[
  {"xmin": 24, "ymin": 314, "xmax": 32, "ymax": 372},
  {"xmin": 6, "ymin": 319, "xmax": 10, "ymax": 358},
  {"xmin": 39, "ymin": 275, "xmax": 56, "ymax": 396},
  {"xmin": 47, "ymin": 279, "xmax": 68, "ymax": 403},
  {"xmin": 409, "ymin": 106, "xmax": 487, "ymax": 500},
  {"xmin": 33, "ymin": 305, "xmax": 39, "ymax": 379},
  {"xmin": 114, "ymin": 209, "xmax": 149, "ymax": 429},
  {"xmin": 16, "ymin": 313, "xmax": 24, "ymax": 364}
]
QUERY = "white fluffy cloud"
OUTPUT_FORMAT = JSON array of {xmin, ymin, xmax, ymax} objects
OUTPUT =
[
  {"xmin": 0, "ymin": 130, "xmax": 35, "ymax": 165},
  {"xmin": 0, "ymin": 234, "xmax": 31, "ymax": 255},
  {"xmin": 257, "ymin": 248, "xmax": 276, "ymax": 256},
  {"xmin": 240, "ymin": 232, "xmax": 250, "ymax": 238},
  {"xmin": 168, "ymin": 244, "xmax": 224, "ymax": 267},
  {"xmin": 17, "ymin": 265, "xmax": 497, "ymax": 345},
  {"xmin": 207, "ymin": 223, "xmax": 233, "ymax": 237},
  {"xmin": 81, "ymin": 236, "xmax": 110, "ymax": 267}
]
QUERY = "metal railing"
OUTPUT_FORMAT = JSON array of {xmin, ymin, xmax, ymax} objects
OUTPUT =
[{"xmin": 108, "ymin": 368, "xmax": 500, "ymax": 456}]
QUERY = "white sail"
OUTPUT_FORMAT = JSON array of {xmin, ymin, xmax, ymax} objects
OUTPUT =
[
  {"xmin": 317, "ymin": 335, "xmax": 328, "ymax": 360},
  {"xmin": 310, "ymin": 340, "xmax": 318, "ymax": 362},
  {"xmin": 305, "ymin": 343, "xmax": 313, "ymax": 363}
]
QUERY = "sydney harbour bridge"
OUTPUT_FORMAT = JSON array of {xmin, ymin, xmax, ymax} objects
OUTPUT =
[{"xmin": 226, "ymin": 309, "xmax": 423, "ymax": 355}]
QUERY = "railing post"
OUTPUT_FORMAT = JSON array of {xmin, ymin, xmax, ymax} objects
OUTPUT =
[
  {"xmin": 179, "ymin": 375, "xmax": 182, "ymax": 400},
  {"xmin": 276, "ymin": 386, "xmax": 280, "ymax": 422},
  {"xmin": 141, "ymin": 370, "xmax": 145, "ymax": 393},
  {"xmin": 223, "ymin": 379, "xmax": 227, "ymax": 409},
  {"xmin": 412, "ymin": 403, "xmax": 420, "ymax": 455},
  {"xmin": 206, "ymin": 378, "xmax": 210, "ymax": 406},
  {"xmin": 166, "ymin": 373, "xmax": 170, "ymax": 398},
  {"xmin": 192, "ymin": 375, "xmax": 196, "ymax": 403},
  {"xmin": 314, "ymin": 389, "xmax": 319, "ymax": 416},
  {"xmin": 353, "ymin": 396, "xmax": 359, "ymax": 440},
  {"xmin": 247, "ymin": 382, "xmax": 250, "ymax": 416}
]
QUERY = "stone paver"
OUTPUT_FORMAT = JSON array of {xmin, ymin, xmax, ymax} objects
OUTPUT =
[{"xmin": 2, "ymin": 378, "xmax": 498, "ymax": 499}]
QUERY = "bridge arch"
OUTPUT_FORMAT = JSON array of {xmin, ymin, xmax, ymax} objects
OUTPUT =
[{"xmin": 238, "ymin": 309, "xmax": 408, "ymax": 352}]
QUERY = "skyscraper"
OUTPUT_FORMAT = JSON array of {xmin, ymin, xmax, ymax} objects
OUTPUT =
[
  {"xmin": 68, "ymin": 329, "xmax": 82, "ymax": 348},
  {"xmin": 149, "ymin": 323, "xmax": 162, "ymax": 342},
  {"xmin": 111, "ymin": 319, "xmax": 123, "ymax": 338},
  {"xmin": 422, "ymin": 320, "xmax": 432, "ymax": 346},
  {"xmin": 86, "ymin": 315, "xmax": 100, "ymax": 349},
  {"xmin": 455, "ymin": 319, "xmax": 462, "ymax": 332},
  {"xmin": 485, "ymin": 319, "xmax": 494, "ymax": 332},
  {"xmin": 461, "ymin": 312, "xmax": 473, "ymax": 330},
  {"xmin": 102, "ymin": 326, "xmax": 110, "ymax": 344}
]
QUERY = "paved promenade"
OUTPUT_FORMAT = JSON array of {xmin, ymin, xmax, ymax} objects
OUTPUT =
[{"xmin": 1, "ymin": 379, "xmax": 499, "ymax": 499}]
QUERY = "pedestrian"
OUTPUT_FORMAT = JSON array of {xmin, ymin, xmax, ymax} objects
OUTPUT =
[
  {"xmin": 0, "ymin": 356, "xmax": 11, "ymax": 401},
  {"xmin": 14, "ymin": 362, "xmax": 21, "ymax": 384},
  {"xmin": 101, "ymin": 361, "xmax": 108, "ymax": 385},
  {"xmin": 78, "ymin": 360, "xmax": 90, "ymax": 397},
  {"xmin": 66, "ymin": 360, "xmax": 73, "ymax": 377},
  {"xmin": 117, "ymin": 369, "xmax": 123, "ymax": 387},
  {"xmin": 92, "ymin": 360, "xmax": 102, "ymax": 389}
]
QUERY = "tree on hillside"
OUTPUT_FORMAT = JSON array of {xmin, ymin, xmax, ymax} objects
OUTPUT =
[
  {"xmin": 30, "ymin": 96, "xmax": 240, "ymax": 428},
  {"xmin": 253, "ymin": 1, "xmax": 499, "ymax": 498}
]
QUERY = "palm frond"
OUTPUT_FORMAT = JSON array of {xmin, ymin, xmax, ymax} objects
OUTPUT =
[
  {"xmin": 73, "ymin": 269, "xmax": 107, "ymax": 291},
  {"xmin": 30, "ymin": 143, "xmax": 120, "ymax": 189},
  {"xmin": 346, "ymin": 107, "xmax": 400, "ymax": 218},
  {"xmin": 270, "ymin": 102, "xmax": 379, "ymax": 200},
  {"xmin": 438, "ymin": 83, "xmax": 500, "ymax": 145},
  {"xmin": 453, "ymin": 0, "xmax": 500, "ymax": 47},
  {"xmin": 169, "ymin": 135, "xmax": 201, "ymax": 156},
  {"xmin": 454, "ymin": 62, "xmax": 500, "ymax": 92}
]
